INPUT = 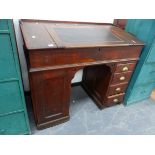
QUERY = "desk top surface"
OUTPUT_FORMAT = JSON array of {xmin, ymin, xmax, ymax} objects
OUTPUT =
[{"xmin": 20, "ymin": 20, "xmax": 144, "ymax": 50}]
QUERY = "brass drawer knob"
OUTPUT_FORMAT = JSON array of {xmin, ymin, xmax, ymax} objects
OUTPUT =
[
  {"xmin": 122, "ymin": 66, "xmax": 129, "ymax": 71},
  {"xmin": 115, "ymin": 87, "xmax": 121, "ymax": 92},
  {"xmin": 120, "ymin": 76, "xmax": 125, "ymax": 81},
  {"xmin": 113, "ymin": 98, "xmax": 119, "ymax": 103}
]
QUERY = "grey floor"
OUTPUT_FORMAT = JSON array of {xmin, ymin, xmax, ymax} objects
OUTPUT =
[{"xmin": 27, "ymin": 86, "xmax": 155, "ymax": 135}]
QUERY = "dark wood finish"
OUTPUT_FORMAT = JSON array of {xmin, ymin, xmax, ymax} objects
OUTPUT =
[
  {"xmin": 113, "ymin": 19, "xmax": 128, "ymax": 30},
  {"xmin": 106, "ymin": 93, "xmax": 124, "ymax": 106},
  {"xmin": 20, "ymin": 19, "xmax": 144, "ymax": 129},
  {"xmin": 20, "ymin": 19, "xmax": 143, "ymax": 50},
  {"xmin": 107, "ymin": 83, "xmax": 128, "ymax": 96},
  {"xmin": 28, "ymin": 47, "xmax": 141, "ymax": 69},
  {"xmin": 115, "ymin": 62, "xmax": 137, "ymax": 73},
  {"xmin": 111, "ymin": 71, "xmax": 133, "ymax": 85}
]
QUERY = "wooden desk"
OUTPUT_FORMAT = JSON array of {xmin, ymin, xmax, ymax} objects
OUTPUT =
[{"xmin": 20, "ymin": 20, "xmax": 144, "ymax": 129}]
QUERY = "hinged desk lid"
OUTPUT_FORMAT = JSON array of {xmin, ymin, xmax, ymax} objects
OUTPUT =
[{"xmin": 20, "ymin": 20, "xmax": 144, "ymax": 50}]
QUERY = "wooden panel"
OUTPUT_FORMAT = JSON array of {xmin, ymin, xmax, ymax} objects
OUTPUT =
[
  {"xmin": 29, "ymin": 46, "xmax": 142, "ymax": 69},
  {"xmin": 20, "ymin": 22, "xmax": 57, "ymax": 49},
  {"xmin": 0, "ymin": 112, "xmax": 28, "ymax": 135},
  {"xmin": 29, "ymin": 69, "xmax": 74, "ymax": 129},
  {"xmin": 111, "ymin": 71, "xmax": 133, "ymax": 85},
  {"xmin": 0, "ymin": 81, "xmax": 23, "ymax": 115},
  {"xmin": 0, "ymin": 34, "xmax": 17, "ymax": 80},
  {"xmin": 82, "ymin": 64, "xmax": 113, "ymax": 109},
  {"xmin": 113, "ymin": 19, "xmax": 127, "ymax": 29},
  {"xmin": 107, "ymin": 83, "xmax": 128, "ymax": 96}
]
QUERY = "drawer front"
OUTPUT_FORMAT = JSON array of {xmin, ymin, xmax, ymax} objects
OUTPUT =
[
  {"xmin": 111, "ymin": 72, "xmax": 133, "ymax": 85},
  {"xmin": 108, "ymin": 83, "xmax": 128, "ymax": 96},
  {"xmin": 0, "ymin": 19, "xmax": 9, "ymax": 30},
  {"xmin": 0, "ymin": 112, "xmax": 29, "ymax": 135},
  {"xmin": 0, "ymin": 34, "xmax": 17, "ymax": 80},
  {"xmin": 0, "ymin": 81, "xmax": 23, "ymax": 115},
  {"xmin": 136, "ymin": 63, "xmax": 155, "ymax": 85},
  {"xmin": 115, "ymin": 62, "xmax": 136, "ymax": 73},
  {"xmin": 105, "ymin": 94, "xmax": 124, "ymax": 106}
]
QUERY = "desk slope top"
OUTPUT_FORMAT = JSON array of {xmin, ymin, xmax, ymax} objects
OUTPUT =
[{"xmin": 20, "ymin": 20, "xmax": 144, "ymax": 50}]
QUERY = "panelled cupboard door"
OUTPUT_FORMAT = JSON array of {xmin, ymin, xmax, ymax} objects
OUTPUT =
[
  {"xmin": 124, "ymin": 19, "xmax": 155, "ymax": 105},
  {"xmin": 0, "ymin": 19, "xmax": 30, "ymax": 134},
  {"xmin": 30, "ymin": 69, "xmax": 73, "ymax": 126}
]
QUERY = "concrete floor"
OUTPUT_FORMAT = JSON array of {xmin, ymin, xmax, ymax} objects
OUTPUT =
[{"xmin": 27, "ymin": 86, "xmax": 155, "ymax": 135}]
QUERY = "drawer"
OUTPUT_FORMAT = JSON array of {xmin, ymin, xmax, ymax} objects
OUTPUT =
[
  {"xmin": 0, "ymin": 81, "xmax": 24, "ymax": 115},
  {"xmin": 115, "ymin": 62, "xmax": 136, "ymax": 73},
  {"xmin": 105, "ymin": 93, "xmax": 124, "ymax": 106},
  {"xmin": 0, "ymin": 20, "xmax": 8, "ymax": 31},
  {"xmin": 111, "ymin": 71, "xmax": 133, "ymax": 85},
  {"xmin": 0, "ymin": 34, "xmax": 17, "ymax": 80},
  {"xmin": 0, "ymin": 112, "xmax": 29, "ymax": 135},
  {"xmin": 107, "ymin": 83, "xmax": 128, "ymax": 96}
]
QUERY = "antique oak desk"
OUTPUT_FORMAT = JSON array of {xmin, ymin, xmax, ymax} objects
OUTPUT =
[{"xmin": 20, "ymin": 20, "xmax": 144, "ymax": 129}]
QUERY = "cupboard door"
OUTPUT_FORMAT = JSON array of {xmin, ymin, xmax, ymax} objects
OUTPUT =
[{"xmin": 30, "ymin": 69, "xmax": 74, "ymax": 127}]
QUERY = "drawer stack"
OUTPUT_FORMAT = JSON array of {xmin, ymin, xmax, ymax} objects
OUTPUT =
[{"xmin": 105, "ymin": 61, "xmax": 137, "ymax": 106}]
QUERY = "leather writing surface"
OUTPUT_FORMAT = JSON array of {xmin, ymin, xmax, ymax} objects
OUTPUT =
[{"xmin": 53, "ymin": 26, "xmax": 122, "ymax": 44}]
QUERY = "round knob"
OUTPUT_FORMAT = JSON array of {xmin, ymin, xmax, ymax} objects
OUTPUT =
[
  {"xmin": 113, "ymin": 98, "xmax": 119, "ymax": 103},
  {"xmin": 31, "ymin": 35, "xmax": 36, "ymax": 39},
  {"xmin": 115, "ymin": 87, "xmax": 121, "ymax": 92},
  {"xmin": 120, "ymin": 76, "xmax": 125, "ymax": 81},
  {"xmin": 122, "ymin": 66, "xmax": 128, "ymax": 71}
]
